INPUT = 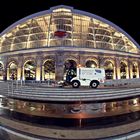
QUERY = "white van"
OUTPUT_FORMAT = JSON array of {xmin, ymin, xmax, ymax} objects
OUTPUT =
[{"xmin": 70, "ymin": 67, "xmax": 105, "ymax": 88}]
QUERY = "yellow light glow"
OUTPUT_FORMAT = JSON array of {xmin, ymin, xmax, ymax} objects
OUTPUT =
[
  {"xmin": 91, "ymin": 64, "xmax": 95, "ymax": 68},
  {"xmin": 53, "ymin": 8, "xmax": 71, "ymax": 12},
  {"xmin": 100, "ymin": 23, "xmax": 109, "ymax": 28},
  {"xmin": 133, "ymin": 99, "xmax": 138, "ymax": 106},
  {"xmin": 6, "ymin": 33, "xmax": 12, "ymax": 37},
  {"xmin": 77, "ymin": 64, "xmax": 82, "ymax": 68},
  {"xmin": 20, "ymin": 24, "xmax": 27, "ymax": 28},
  {"xmin": 114, "ymin": 32, "xmax": 122, "ymax": 37}
]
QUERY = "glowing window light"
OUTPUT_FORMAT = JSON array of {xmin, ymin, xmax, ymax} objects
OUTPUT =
[
  {"xmin": 100, "ymin": 23, "xmax": 109, "ymax": 28},
  {"xmin": 91, "ymin": 64, "xmax": 96, "ymax": 68},
  {"xmin": 114, "ymin": 32, "xmax": 122, "ymax": 37},
  {"xmin": 19, "ymin": 24, "xmax": 27, "ymax": 28},
  {"xmin": 53, "ymin": 8, "xmax": 71, "ymax": 12},
  {"xmin": 6, "ymin": 33, "xmax": 12, "ymax": 37},
  {"xmin": 77, "ymin": 64, "xmax": 82, "ymax": 68}
]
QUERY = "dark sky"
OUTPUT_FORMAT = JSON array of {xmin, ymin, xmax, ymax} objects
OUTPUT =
[{"xmin": 0, "ymin": 0, "xmax": 139, "ymax": 45}]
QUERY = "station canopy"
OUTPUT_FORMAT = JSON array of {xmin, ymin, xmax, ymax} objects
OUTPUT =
[{"xmin": 0, "ymin": 5, "xmax": 139, "ymax": 54}]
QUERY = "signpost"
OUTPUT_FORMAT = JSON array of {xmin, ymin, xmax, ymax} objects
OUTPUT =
[{"xmin": 54, "ymin": 30, "xmax": 67, "ymax": 46}]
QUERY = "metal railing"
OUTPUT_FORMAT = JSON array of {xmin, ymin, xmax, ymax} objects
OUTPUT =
[{"xmin": 0, "ymin": 79, "xmax": 58, "ymax": 96}]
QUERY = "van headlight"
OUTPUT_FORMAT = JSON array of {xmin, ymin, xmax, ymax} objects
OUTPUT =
[{"xmin": 58, "ymin": 80, "xmax": 64, "ymax": 84}]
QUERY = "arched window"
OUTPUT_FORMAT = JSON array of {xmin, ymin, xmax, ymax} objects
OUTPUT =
[
  {"xmin": 43, "ymin": 60, "xmax": 55, "ymax": 80},
  {"xmin": 132, "ymin": 63, "xmax": 137, "ymax": 78},
  {"xmin": 24, "ymin": 61, "xmax": 36, "ymax": 80},
  {"xmin": 104, "ymin": 61, "xmax": 114, "ymax": 79},
  {"xmin": 120, "ymin": 62, "xmax": 127, "ymax": 79},
  {"xmin": 85, "ymin": 60, "xmax": 97, "ymax": 68},
  {"xmin": 9, "ymin": 62, "xmax": 17, "ymax": 80}
]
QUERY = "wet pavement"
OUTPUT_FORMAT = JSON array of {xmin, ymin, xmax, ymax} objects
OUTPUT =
[
  {"xmin": 0, "ymin": 116, "xmax": 140, "ymax": 140},
  {"xmin": 0, "ymin": 84, "xmax": 140, "ymax": 139},
  {"xmin": 0, "ymin": 96, "xmax": 140, "ymax": 128}
]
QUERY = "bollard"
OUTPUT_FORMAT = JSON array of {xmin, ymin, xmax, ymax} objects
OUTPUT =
[
  {"xmin": 16, "ymin": 80, "xmax": 18, "ymax": 89},
  {"xmin": 11, "ymin": 81, "xmax": 13, "ymax": 95}
]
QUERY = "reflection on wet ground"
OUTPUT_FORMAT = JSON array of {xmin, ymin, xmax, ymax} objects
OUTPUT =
[
  {"xmin": 0, "ymin": 96, "xmax": 140, "ymax": 128},
  {"xmin": 0, "ymin": 128, "xmax": 11, "ymax": 140}
]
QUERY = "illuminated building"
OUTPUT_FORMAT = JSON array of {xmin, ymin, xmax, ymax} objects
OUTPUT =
[{"xmin": 0, "ymin": 5, "xmax": 139, "ymax": 81}]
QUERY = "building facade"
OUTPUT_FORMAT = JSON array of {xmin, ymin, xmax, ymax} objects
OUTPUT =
[{"xmin": 0, "ymin": 5, "xmax": 140, "ymax": 81}]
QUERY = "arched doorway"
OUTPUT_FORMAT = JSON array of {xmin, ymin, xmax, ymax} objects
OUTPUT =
[
  {"xmin": 9, "ymin": 62, "xmax": 17, "ymax": 80},
  {"xmin": 64, "ymin": 60, "xmax": 77, "ymax": 81},
  {"xmin": 0, "ymin": 63, "xmax": 4, "ymax": 80},
  {"xmin": 104, "ymin": 61, "xmax": 114, "ymax": 79},
  {"xmin": 120, "ymin": 62, "xmax": 127, "ymax": 79},
  {"xmin": 132, "ymin": 63, "xmax": 137, "ymax": 78},
  {"xmin": 43, "ymin": 60, "xmax": 55, "ymax": 80},
  {"xmin": 85, "ymin": 60, "xmax": 97, "ymax": 68},
  {"xmin": 24, "ymin": 61, "xmax": 36, "ymax": 80}
]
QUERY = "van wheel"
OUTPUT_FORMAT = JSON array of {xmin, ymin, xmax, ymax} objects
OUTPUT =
[
  {"xmin": 72, "ymin": 80, "xmax": 80, "ymax": 88},
  {"xmin": 90, "ymin": 81, "xmax": 99, "ymax": 88}
]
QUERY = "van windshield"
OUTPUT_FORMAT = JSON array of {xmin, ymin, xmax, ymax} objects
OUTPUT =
[
  {"xmin": 66, "ymin": 69, "xmax": 76, "ymax": 82},
  {"xmin": 95, "ymin": 69, "xmax": 102, "ymax": 73}
]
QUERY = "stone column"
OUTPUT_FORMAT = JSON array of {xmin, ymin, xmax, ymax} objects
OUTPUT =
[
  {"xmin": 36, "ymin": 56, "xmax": 42, "ymax": 81},
  {"xmin": 80, "ymin": 57, "xmax": 85, "ymax": 67},
  {"xmin": 139, "ymin": 61, "xmax": 140, "ymax": 78},
  {"xmin": 126, "ymin": 65, "xmax": 130, "ymax": 79},
  {"xmin": 126, "ymin": 60, "xmax": 131, "ymax": 79},
  {"xmin": 55, "ymin": 52, "xmax": 64, "ymax": 81},
  {"xmin": 115, "ymin": 58, "xmax": 120, "ymax": 79},
  {"xmin": 137, "ymin": 64, "xmax": 139, "ymax": 78},
  {"xmin": 3, "ymin": 69, "xmax": 6, "ymax": 81},
  {"xmin": 78, "ymin": 52, "xmax": 85, "ymax": 67},
  {"xmin": 42, "ymin": 65, "xmax": 44, "ymax": 81},
  {"xmin": 129, "ymin": 64, "xmax": 133, "ymax": 79},
  {"xmin": 36, "ymin": 66, "xmax": 41, "ymax": 81},
  {"xmin": 98, "ymin": 56, "xmax": 104, "ymax": 68},
  {"xmin": 113, "ymin": 67, "xmax": 116, "ymax": 79},
  {"xmin": 17, "ymin": 56, "xmax": 23, "ymax": 80},
  {"xmin": 3, "ymin": 64, "xmax": 7, "ymax": 81},
  {"xmin": 22, "ymin": 67, "xmax": 25, "ymax": 81},
  {"xmin": 17, "ymin": 67, "xmax": 22, "ymax": 80},
  {"xmin": 3, "ymin": 57, "xmax": 8, "ymax": 81},
  {"xmin": 7, "ymin": 67, "xmax": 10, "ymax": 80},
  {"xmin": 55, "ymin": 64, "xmax": 64, "ymax": 81}
]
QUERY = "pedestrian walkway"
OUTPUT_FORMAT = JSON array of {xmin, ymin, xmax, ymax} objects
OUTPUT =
[
  {"xmin": 0, "ymin": 81, "xmax": 140, "ymax": 101},
  {"xmin": 0, "ymin": 116, "xmax": 140, "ymax": 139}
]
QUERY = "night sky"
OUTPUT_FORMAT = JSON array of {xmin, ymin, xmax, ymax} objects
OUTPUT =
[{"xmin": 0, "ymin": 0, "xmax": 139, "ymax": 45}]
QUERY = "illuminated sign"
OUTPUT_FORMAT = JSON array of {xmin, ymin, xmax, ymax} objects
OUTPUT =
[{"xmin": 54, "ymin": 30, "xmax": 67, "ymax": 38}]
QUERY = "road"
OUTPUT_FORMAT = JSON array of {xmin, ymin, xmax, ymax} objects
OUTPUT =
[{"xmin": 0, "ymin": 81, "xmax": 140, "ymax": 101}]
